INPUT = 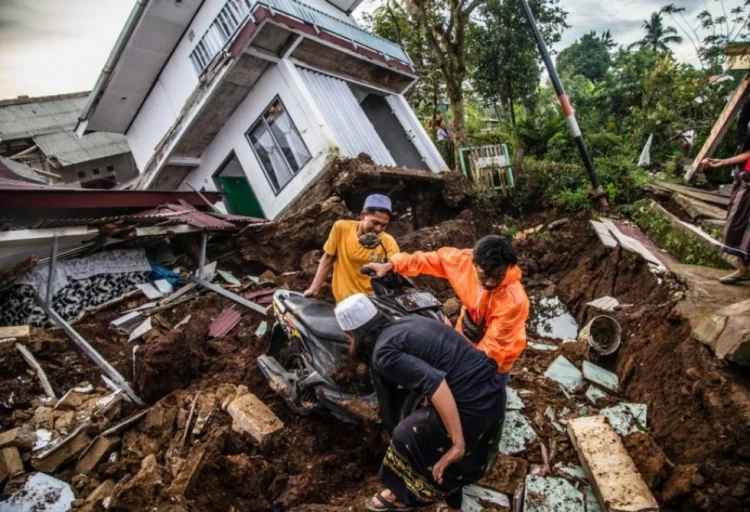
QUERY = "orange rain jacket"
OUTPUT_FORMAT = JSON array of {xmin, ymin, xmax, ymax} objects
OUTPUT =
[{"xmin": 390, "ymin": 248, "xmax": 530, "ymax": 374}]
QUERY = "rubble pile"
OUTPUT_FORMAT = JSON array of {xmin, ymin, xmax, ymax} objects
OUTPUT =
[{"xmin": 0, "ymin": 158, "xmax": 749, "ymax": 511}]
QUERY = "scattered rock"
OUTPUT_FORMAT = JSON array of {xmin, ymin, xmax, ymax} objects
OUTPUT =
[
  {"xmin": 54, "ymin": 410, "xmax": 76, "ymax": 432},
  {"xmin": 81, "ymin": 479, "xmax": 115, "ymax": 512},
  {"xmin": 109, "ymin": 454, "xmax": 165, "ymax": 511},
  {"xmin": 32, "ymin": 429, "xmax": 92, "ymax": 473},
  {"xmin": 56, "ymin": 391, "xmax": 91, "ymax": 410},
  {"xmin": 75, "ymin": 435, "xmax": 121, "ymax": 474},
  {"xmin": 71, "ymin": 473, "xmax": 89, "ymax": 489},
  {"xmin": 32, "ymin": 407, "xmax": 55, "ymax": 430},
  {"xmin": 443, "ymin": 297, "xmax": 462, "ymax": 318},
  {"xmin": 0, "ymin": 446, "xmax": 24, "ymax": 480},
  {"xmin": 168, "ymin": 444, "xmax": 206, "ymax": 497},
  {"xmin": 227, "ymin": 393, "xmax": 284, "ymax": 446},
  {"xmin": 662, "ymin": 464, "xmax": 699, "ymax": 503},
  {"xmin": 0, "ymin": 425, "xmax": 36, "ymax": 452}
]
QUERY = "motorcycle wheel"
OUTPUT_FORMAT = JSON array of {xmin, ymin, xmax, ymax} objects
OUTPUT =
[{"xmin": 279, "ymin": 346, "xmax": 318, "ymax": 408}]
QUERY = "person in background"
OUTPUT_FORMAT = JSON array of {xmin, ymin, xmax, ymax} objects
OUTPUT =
[
  {"xmin": 304, "ymin": 194, "xmax": 400, "ymax": 302},
  {"xmin": 334, "ymin": 294, "xmax": 506, "ymax": 512},
  {"xmin": 702, "ymin": 152, "xmax": 750, "ymax": 284},
  {"xmin": 363, "ymin": 235, "xmax": 529, "ymax": 384}
]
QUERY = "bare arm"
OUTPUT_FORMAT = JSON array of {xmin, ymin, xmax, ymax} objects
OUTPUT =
[
  {"xmin": 704, "ymin": 149, "xmax": 750, "ymax": 168},
  {"xmin": 304, "ymin": 253, "xmax": 335, "ymax": 297},
  {"xmin": 430, "ymin": 379, "xmax": 465, "ymax": 485}
]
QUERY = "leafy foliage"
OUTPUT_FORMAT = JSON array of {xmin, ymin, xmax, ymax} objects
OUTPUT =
[{"xmin": 557, "ymin": 32, "xmax": 612, "ymax": 82}]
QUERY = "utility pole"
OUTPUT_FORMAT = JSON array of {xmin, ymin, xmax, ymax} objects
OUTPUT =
[{"xmin": 518, "ymin": 0, "xmax": 608, "ymax": 208}]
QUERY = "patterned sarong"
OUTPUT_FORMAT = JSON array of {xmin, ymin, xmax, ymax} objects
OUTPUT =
[{"xmin": 724, "ymin": 168, "xmax": 750, "ymax": 261}]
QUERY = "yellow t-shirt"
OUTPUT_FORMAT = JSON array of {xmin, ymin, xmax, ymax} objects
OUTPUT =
[{"xmin": 324, "ymin": 220, "xmax": 400, "ymax": 303}]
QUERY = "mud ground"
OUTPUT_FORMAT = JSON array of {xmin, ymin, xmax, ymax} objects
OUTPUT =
[{"xmin": 1, "ymin": 158, "xmax": 749, "ymax": 511}]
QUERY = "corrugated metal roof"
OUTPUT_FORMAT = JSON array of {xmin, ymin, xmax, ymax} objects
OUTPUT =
[
  {"xmin": 0, "ymin": 156, "xmax": 48, "ymax": 184},
  {"xmin": 0, "ymin": 95, "xmax": 87, "ymax": 142},
  {"xmin": 261, "ymin": 0, "xmax": 412, "ymax": 64},
  {"xmin": 33, "ymin": 131, "xmax": 131, "ymax": 167},
  {"xmin": 298, "ymin": 68, "xmax": 396, "ymax": 166}
]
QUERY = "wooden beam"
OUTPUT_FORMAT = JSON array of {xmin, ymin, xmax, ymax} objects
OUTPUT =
[
  {"xmin": 673, "ymin": 193, "xmax": 728, "ymax": 221},
  {"xmin": 654, "ymin": 181, "xmax": 730, "ymax": 207},
  {"xmin": 686, "ymin": 73, "xmax": 750, "ymax": 182}
]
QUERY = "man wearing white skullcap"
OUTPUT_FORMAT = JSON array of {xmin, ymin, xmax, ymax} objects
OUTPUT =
[{"xmin": 334, "ymin": 295, "xmax": 506, "ymax": 512}]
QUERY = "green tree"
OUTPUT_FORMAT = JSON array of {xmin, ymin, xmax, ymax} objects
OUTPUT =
[
  {"xmin": 470, "ymin": 0, "xmax": 567, "ymax": 156},
  {"xmin": 362, "ymin": 1, "xmax": 443, "ymax": 130},
  {"xmin": 629, "ymin": 11, "xmax": 683, "ymax": 52},
  {"xmin": 557, "ymin": 31, "xmax": 612, "ymax": 82},
  {"xmin": 405, "ymin": 0, "xmax": 486, "ymax": 155}
]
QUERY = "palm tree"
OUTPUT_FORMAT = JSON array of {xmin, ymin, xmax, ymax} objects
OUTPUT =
[
  {"xmin": 629, "ymin": 12, "xmax": 684, "ymax": 52},
  {"xmin": 600, "ymin": 30, "xmax": 616, "ymax": 50}
]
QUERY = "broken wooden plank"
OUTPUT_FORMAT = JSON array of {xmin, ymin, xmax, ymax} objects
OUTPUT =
[
  {"xmin": 14, "ymin": 342, "xmax": 56, "ymax": 399},
  {"xmin": 673, "ymin": 194, "xmax": 727, "ymax": 221},
  {"xmin": 686, "ymin": 72, "xmax": 750, "ymax": 182},
  {"xmin": 568, "ymin": 416, "xmax": 658, "ymax": 512},
  {"xmin": 590, "ymin": 220, "xmax": 618, "ymax": 249},
  {"xmin": 654, "ymin": 181, "xmax": 730, "ymax": 207}
]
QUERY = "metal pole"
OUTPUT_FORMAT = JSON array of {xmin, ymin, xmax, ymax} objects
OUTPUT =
[
  {"xmin": 46, "ymin": 237, "xmax": 59, "ymax": 305},
  {"xmin": 518, "ymin": 0, "xmax": 608, "ymax": 208},
  {"xmin": 34, "ymin": 293, "xmax": 144, "ymax": 406},
  {"xmin": 198, "ymin": 231, "xmax": 208, "ymax": 279},
  {"xmin": 192, "ymin": 277, "xmax": 268, "ymax": 315}
]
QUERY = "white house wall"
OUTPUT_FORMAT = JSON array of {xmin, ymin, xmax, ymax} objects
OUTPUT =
[
  {"xmin": 180, "ymin": 62, "xmax": 335, "ymax": 220},
  {"xmin": 125, "ymin": 0, "xmax": 359, "ymax": 172}
]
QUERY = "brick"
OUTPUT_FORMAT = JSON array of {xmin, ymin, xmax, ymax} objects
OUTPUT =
[
  {"xmin": 0, "ymin": 325, "xmax": 30, "ymax": 343},
  {"xmin": 75, "ymin": 435, "xmax": 121, "ymax": 474},
  {"xmin": 81, "ymin": 479, "xmax": 115, "ymax": 512},
  {"xmin": 568, "ymin": 416, "xmax": 658, "ymax": 512},
  {"xmin": 1, "ymin": 447, "xmax": 24, "ymax": 477},
  {"xmin": 227, "ymin": 393, "xmax": 284, "ymax": 446},
  {"xmin": 32, "ymin": 429, "xmax": 92, "ymax": 473},
  {"xmin": 168, "ymin": 444, "xmax": 206, "ymax": 497},
  {"xmin": 0, "ymin": 426, "xmax": 36, "ymax": 452}
]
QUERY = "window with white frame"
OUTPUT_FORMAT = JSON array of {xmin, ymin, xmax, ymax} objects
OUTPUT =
[{"xmin": 246, "ymin": 98, "xmax": 311, "ymax": 193}]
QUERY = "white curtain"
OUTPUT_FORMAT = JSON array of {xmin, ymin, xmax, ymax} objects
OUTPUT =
[
  {"xmin": 273, "ymin": 111, "xmax": 310, "ymax": 170},
  {"xmin": 255, "ymin": 125, "xmax": 294, "ymax": 189}
]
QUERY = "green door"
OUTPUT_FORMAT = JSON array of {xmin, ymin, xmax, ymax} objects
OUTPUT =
[{"xmin": 218, "ymin": 176, "xmax": 265, "ymax": 218}]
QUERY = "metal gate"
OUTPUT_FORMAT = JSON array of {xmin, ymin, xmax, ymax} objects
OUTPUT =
[{"xmin": 459, "ymin": 144, "xmax": 515, "ymax": 195}]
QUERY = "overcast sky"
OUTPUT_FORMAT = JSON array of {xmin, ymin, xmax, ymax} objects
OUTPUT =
[{"xmin": 0, "ymin": 0, "xmax": 746, "ymax": 100}]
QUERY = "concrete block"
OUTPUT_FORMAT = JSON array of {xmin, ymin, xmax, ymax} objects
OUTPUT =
[
  {"xmin": 168, "ymin": 444, "xmax": 206, "ymax": 497},
  {"xmin": 714, "ymin": 315, "xmax": 750, "ymax": 365},
  {"xmin": 0, "ymin": 426, "xmax": 36, "ymax": 452},
  {"xmin": 32, "ymin": 429, "xmax": 92, "ymax": 473},
  {"xmin": 568, "ymin": 416, "xmax": 658, "ymax": 512},
  {"xmin": 1, "ymin": 447, "xmax": 24, "ymax": 477},
  {"xmin": 0, "ymin": 325, "xmax": 30, "ymax": 342},
  {"xmin": 81, "ymin": 479, "xmax": 115, "ymax": 512},
  {"xmin": 75, "ymin": 435, "xmax": 121, "ymax": 474},
  {"xmin": 227, "ymin": 393, "xmax": 284, "ymax": 445}
]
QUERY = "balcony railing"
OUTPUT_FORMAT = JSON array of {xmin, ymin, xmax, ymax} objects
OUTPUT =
[{"xmin": 189, "ymin": 0, "xmax": 412, "ymax": 75}]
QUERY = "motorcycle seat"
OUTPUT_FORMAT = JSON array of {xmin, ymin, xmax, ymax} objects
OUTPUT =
[{"xmin": 283, "ymin": 295, "xmax": 346, "ymax": 342}]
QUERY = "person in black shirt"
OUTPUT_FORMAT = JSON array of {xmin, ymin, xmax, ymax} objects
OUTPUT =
[{"xmin": 334, "ymin": 294, "xmax": 507, "ymax": 512}]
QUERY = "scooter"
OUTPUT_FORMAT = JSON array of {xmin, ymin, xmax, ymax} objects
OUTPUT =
[{"xmin": 257, "ymin": 255, "xmax": 447, "ymax": 427}]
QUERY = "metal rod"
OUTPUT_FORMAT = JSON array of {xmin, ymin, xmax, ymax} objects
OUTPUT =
[
  {"xmin": 46, "ymin": 237, "xmax": 59, "ymax": 305},
  {"xmin": 518, "ymin": 0, "xmax": 608, "ymax": 207},
  {"xmin": 198, "ymin": 231, "xmax": 208, "ymax": 279},
  {"xmin": 34, "ymin": 292, "xmax": 144, "ymax": 406},
  {"xmin": 192, "ymin": 277, "xmax": 267, "ymax": 315}
]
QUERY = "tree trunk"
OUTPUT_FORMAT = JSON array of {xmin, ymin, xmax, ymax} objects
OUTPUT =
[
  {"xmin": 450, "ymin": 97, "xmax": 464, "ymax": 171},
  {"xmin": 508, "ymin": 98, "xmax": 524, "ymax": 171}
]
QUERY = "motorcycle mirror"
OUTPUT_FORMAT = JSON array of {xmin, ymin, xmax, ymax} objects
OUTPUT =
[{"xmin": 358, "ymin": 233, "xmax": 381, "ymax": 250}]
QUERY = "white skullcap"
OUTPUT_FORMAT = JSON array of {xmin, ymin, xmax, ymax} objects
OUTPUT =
[{"xmin": 335, "ymin": 293, "xmax": 378, "ymax": 332}]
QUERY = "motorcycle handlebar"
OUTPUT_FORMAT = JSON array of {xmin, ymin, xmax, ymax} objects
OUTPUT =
[{"xmin": 360, "ymin": 266, "xmax": 376, "ymax": 276}]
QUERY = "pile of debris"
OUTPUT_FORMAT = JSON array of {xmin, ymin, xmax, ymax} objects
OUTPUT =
[{"xmin": 0, "ymin": 157, "xmax": 749, "ymax": 511}]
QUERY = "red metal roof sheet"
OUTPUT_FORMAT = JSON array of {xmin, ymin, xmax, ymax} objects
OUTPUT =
[{"xmin": 209, "ymin": 308, "xmax": 242, "ymax": 338}]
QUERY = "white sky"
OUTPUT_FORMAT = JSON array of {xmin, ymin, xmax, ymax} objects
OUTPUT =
[{"xmin": 0, "ymin": 0, "xmax": 745, "ymax": 100}]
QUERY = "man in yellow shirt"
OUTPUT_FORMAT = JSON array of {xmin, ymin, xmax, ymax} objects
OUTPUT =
[{"xmin": 304, "ymin": 195, "xmax": 399, "ymax": 302}]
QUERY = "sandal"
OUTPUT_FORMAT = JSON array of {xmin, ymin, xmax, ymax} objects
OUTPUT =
[
  {"xmin": 365, "ymin": 492, "xmax": 414, "ymax": 512},
  {"xmin": 719, "ymin": 273, "xmax": 750, "ymax": 285}
]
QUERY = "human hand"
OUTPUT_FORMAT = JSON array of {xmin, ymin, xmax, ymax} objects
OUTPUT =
[
  {"xmin": 303, "ymin": 286, "xmax": 318, "ymax": 298},
  {"xmin": 702, "ymin": 158, "xmax": 724, "ymax": 169},
  {"xmin": 432, "ymin": 443, "xmax": 465, "ymax": 485},
  {"xmin": 363, "ymin": 262, "xmax": 393, "ymax": 279}
]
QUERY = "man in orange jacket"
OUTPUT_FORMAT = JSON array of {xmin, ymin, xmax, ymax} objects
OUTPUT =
[{"xmin": 364, "ymin": 235, "xmax": 529, "ymax": 382}]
